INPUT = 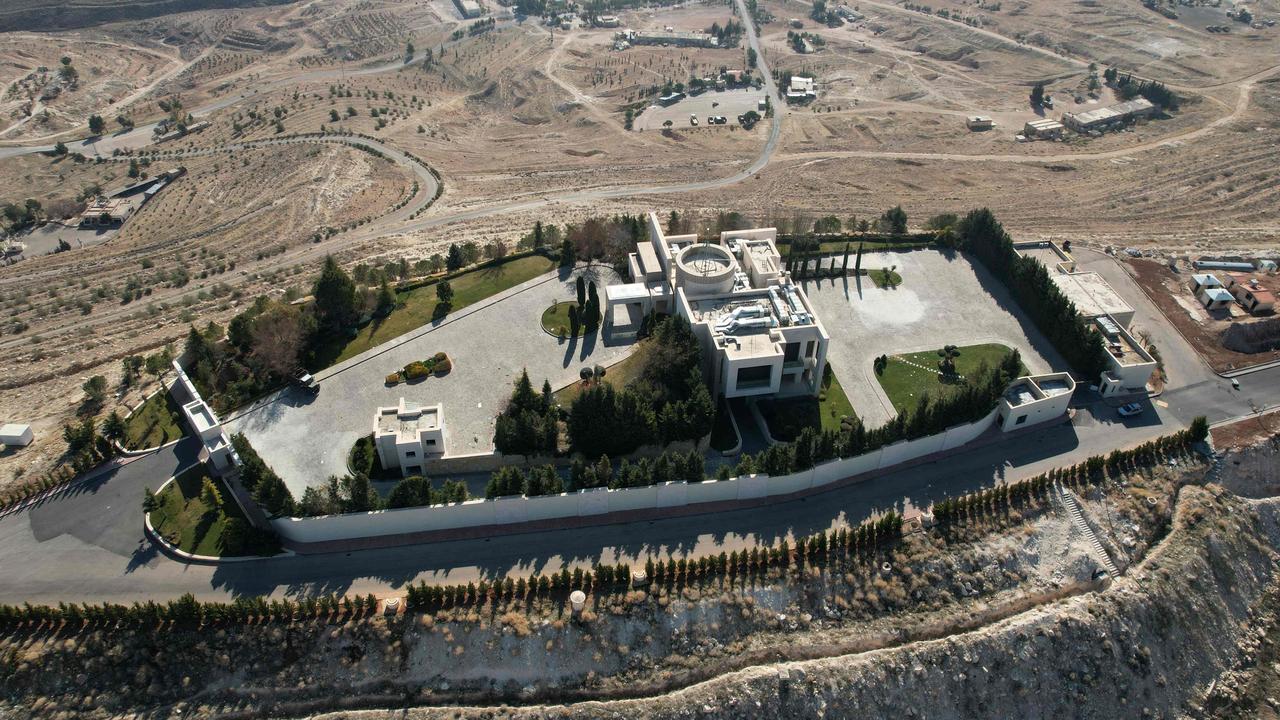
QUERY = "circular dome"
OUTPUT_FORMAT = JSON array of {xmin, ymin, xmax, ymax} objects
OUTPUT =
[{"xmin": 675, "ymin": 243, "xmax": 736, "ymax": 295}]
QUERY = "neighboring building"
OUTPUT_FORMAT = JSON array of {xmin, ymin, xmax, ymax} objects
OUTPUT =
[
  {"xmin": 374, "ymin": 398, "xmax": 446, "ymax": 476},
  {"xmin": 836, "ymin": 5, "xmax": 865, "ymax": 21},
  {"xmin": 0, "ymin": 423, "xmax": 33, "ymax": 447},
  {"xmin": 455, "ymin": 0, "xmax": 482, "ymax": 18},
  {"xmin": 1225, "ymin": 273, "xmax": 1276, "ymax": 315},
  {"xmin": 629, "ymin": 29, "xmax": 716, "ymax": 47},
  {"xmin": 1092, "ymin": 315, "xmax": 1158, "ymax": 397},
  {"xmin": 596, "ymin": 14, "xmax": 620, "ymax": 27},
  {"xmin": 785, "ymin": 76, "xmax": 817, "ymax": 103},
  {"xmin": 1190, "ymin": 273, "xmax": 1223, "ymax": 294},
  {"xmin": 1014, "ymin": 241, "xmax": 1153, "ymax": 396},
  {"xmin": 997, "ymin": 373, "xmax": 1075, "ymax": 431},
  {"xmin": 1046, "ymin": 270, "xmax": 1136, "ymax": 327},
  {"xmin": 966, "ymin": 116, "xmax": 993, "ymax": 131},
  {"xmin": 1022, "ymin": 118, "xmax": 1064, "ymax": 140},
  {"xmin": 606, "ymin": 213, "xmax": 830, "ymax": 399},
  {"xmin": 1199, "ymin": 286, "xmax": 1234, "ymax": 311},
  {"xmin": 77, "ymin": 196, "xmax": 134, "ymax": 227},
  {"xmin": 1062, "ymin": 97, "xmax": 1155, "ymax": 134}
]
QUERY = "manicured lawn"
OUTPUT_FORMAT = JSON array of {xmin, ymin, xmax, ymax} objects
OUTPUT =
[
  {"xmin": 552, "ymin": 342, "xmax": 649, "ymax": 407},
  {"xmin": 123, "ymin": 390, "xmax": 186, "ymax": 450},
  {"xmin": 875, "ymin": 343, "xmax": 1025, "ymax": 414},
  {"xmin": 758, "ymin": 367, "xmax": 858, "ymax": 441},
  {"xmin": 327, "ymin": 255, "xmax": 557, "ymax": 366},
  {"xmin": 540, "ymin": 301, "xmax": 599, "ymax": 337},
  {"xmin": 150, "ymin": 465, "xmax": 278, "ymax": 557},
  {"xmin": 865, "ymin": 268, "xmax": 904, "ymax": 289}
]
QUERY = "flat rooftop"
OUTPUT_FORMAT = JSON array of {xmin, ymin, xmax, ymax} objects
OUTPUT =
[
  {"xmin": 1093, "ymin": 316, "xmax": 1153, "ymax": 366},
  {"xmin": 377, "ymin": 404, "xmax": 439, "ymax": 437},
  {"xmin": 1050, "ymin": 271, "xmax": 1133, "ymax": 319},
  {"xmin": 685, "ymin": 287, "xmax": 817, "ymax": 332},
  {"xmin": 1015, "ymin": 241, "xmax": 1072, "ymax": 268},
  {"xmin": 1004, "ymin": 380, "xmax": 1040, "ymax": 407},
  {"xmin": 183, "ymin": 400, "xmax": 218, "ymax": 434}
]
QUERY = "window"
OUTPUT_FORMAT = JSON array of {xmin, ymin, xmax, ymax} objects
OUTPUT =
[
  {"xmin": 805, "ymin": 340, "xmax": 815, "ymax": 358},
  {"xmin": 736, "ymin": 364, "xmax": 772, "ymax": 388},
  {"xmin": 425, "ymin": 439, "xmax": 436, "ymax": 446},
  {"xmin": 784, "ymin": 342, "xmax": 800, "ymax": 362},
  {"xmin": 405, "ymin": 451, "xmax": 416, "ymax": 458},
  {"xmin": 406, "ymin": 465, "xmax": 421, "ymax": 475},
  {"xmin": 1015, "ymin": 415, "xmax": 1027, "ymax": 425}
]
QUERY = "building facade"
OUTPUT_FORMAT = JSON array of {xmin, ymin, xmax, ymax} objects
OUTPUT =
[
  {"xmin": 606, "ymin": 213, "xmax": 829, "ymax": 399},
  {"xmin": 374, "ymin": 399, "xmax": 446, "ymax": 477}
]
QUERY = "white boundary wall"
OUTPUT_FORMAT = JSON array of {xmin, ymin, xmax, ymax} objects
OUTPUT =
[{"xmin": 272, "ymin": 408, "xmax": 1001, "ymax": 545}]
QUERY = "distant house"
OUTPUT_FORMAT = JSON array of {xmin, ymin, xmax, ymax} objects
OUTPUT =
[
  {"xmin": 629, "ymin": 29, "xmax": 716, "ymax": 47},
  {"xmin": 596, "ymin": 14, "xmax": 620, "ymax": 27},
  {"xmin": 1062, "ymin": 97, "xmax": 1155, "ymax": 134},
  {"xmin": 1190, "ymin": 273, "xmax": 1223, "ymax": 294},
  {"xmin": 77, "ymin": 196, "xmax": 134, "ymax": 227},
  {"xmin": 1225, "ymin": 273, "xmax": 1276, "ymax": 315},
  {"xmin": 1023, "ymin": 118, "xmax": 1064, "ymax": 140},
  {"xmin": 1198, "ymin": 287, "xmax": 1233, "ymax": 311},
  {"xmin": 454, "ymin": 0, "xmax": 482, "ymax": 18},
  {"xmin": 966, "ymin": 116, "xmax": 993, "ymax": 131},
  {"xmin": 786, "ymin": 76, "xmax": 816, "ymax": 103}
]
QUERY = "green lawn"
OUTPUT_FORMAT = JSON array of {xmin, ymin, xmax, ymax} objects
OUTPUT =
[
  {"xmin": 325, "ymin": 255, "xmax": 557, "ymax": 366},
  {"xmin": 150, "ymin": 465, "xmax": 278, "ymax": 557},
  {"xmin": 552, "ymin": 342, "xmax": 650, "ymax": 407},
  {"xmin": 875, "ymin": 343, "xmax": 1025, "ymax": 414},
  {"xmin": 123, "ymin": 391, "xmax": 186, "ymax": 450},
  {"xmin": 866, "ymin": 268, "xmax": 904, "ymax": 289},
  {"xmin": 757, "ymin": 367, "xmax": 858, "ymax": 441},
  {"xmin": 540, "ymin": 301, "xmax": 599, "ymax": 337}
]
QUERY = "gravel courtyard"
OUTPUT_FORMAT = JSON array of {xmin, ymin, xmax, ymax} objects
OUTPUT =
[
  {"xmin": 800, "ymin": 248, "xmax": 1067, "ymax": 426},
  {"xmin": 226, "ymin": 264, "xmax": 633, "ymax": 497}
]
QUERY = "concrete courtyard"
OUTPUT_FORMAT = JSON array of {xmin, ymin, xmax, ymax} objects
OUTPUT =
[
  {"xmin": 226, "ymin": 265, "xmax": 634, "ymax": 498},
  {"xmin": 799, "ymin": 248, "xmax": 1067, "ymax": 426}
]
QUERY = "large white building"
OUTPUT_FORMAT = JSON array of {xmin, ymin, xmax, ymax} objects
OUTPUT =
[
  {"xmin": 374, "ymin": 399, "xmax": 446, "ymax": 477},
  {"xmin": 606, "ymin": 213, "xmax": 829, "ymax": 399}
]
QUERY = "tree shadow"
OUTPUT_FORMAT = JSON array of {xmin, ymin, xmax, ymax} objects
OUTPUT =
[{"xmin": 562, "ymin": 333, "xmax": 580, "ymax": 368}]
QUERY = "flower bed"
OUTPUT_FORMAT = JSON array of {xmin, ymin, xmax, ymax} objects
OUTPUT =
[{"xmin": 385, "ymin": 352, "xmax": 451, "ymax": 385}]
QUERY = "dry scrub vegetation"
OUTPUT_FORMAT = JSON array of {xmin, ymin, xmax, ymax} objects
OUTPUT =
[{"xmin": 0, "ymin": 450, "xmax": 1214, "ymax": 718}]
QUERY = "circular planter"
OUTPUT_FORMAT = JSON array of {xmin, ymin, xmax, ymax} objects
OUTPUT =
[{"xmin": 541, "ymin": 301, "xmax": 600, "ymax": 338}]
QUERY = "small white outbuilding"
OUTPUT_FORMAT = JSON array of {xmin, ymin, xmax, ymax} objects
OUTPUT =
[{"xmin": 0, "ymin": 423, "xmax": 34, "ymax": 447}]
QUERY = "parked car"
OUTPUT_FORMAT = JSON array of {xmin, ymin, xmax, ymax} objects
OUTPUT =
[
  {"xmin": 1116, "ymin": 402, "xmax": 1143, "ymax": 417},
  {"xmin": 690, "ymin": 114, "xmax": 698, "ymax": 126},
  {"xmin": 295, "ymin": 372, "xmax": 320, "ymax": 395}
]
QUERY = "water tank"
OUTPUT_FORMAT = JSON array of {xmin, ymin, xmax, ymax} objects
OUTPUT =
[{"xmin": 675, "ymin": 243, "xmax": 737, "ymax": 295}]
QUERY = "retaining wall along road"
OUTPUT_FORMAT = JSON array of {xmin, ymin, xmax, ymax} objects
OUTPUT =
[{"xmin": 270, "ymin": 409, "xmax": 1000, "ymax": 545}]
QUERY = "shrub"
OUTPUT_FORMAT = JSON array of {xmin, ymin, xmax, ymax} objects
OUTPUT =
[
  {"xmin": 431, "ymin": 351, "xmax": 447, "ymax": 363},
  {"xmin": 404, "ymin": 361, "xmax": 429, "ymax": 380},
  {"xmin": 433, "ymin": 357, "xmax": 452, "ymax": 375},
  {"xmin": 385, "ymin": 373, "xmax": 401, "ymax": 385}
]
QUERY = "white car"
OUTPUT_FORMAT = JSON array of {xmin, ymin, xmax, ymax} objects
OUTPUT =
[
  {"xmin": 690, "ymin": 115, "xmax": 698, "ymax": 126},
  {"xmin": 1116, "ymin": 402, "xmax": 1143, "ymax": 418}
]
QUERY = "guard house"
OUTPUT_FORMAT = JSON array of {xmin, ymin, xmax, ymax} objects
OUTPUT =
[
  {"xmin": 997, "ymin": 372, "xmax": 1075, "ymax": 431},
  {"xmin": 606, "ymin": 213, "xmax": 829, "ymax": 399},
  {"xmin": 374, "ymin": 398, "xmax": 446, "ymax": 476},
  {"xmin": 966, "ymin": 116, "xmax": 993, "ymax": 131}
]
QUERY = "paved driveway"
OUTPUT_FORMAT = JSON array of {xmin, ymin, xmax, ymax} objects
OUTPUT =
[
  {"xmin": 226, "ymin": 265, "xmax": 634, "ymax": 497},
  {"xmin": 800, "ymin": 248, "xmax": 1066, "ymax": 425}
]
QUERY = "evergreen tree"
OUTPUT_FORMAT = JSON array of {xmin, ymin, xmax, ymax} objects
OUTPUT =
[
  {"xmin": 446, "ymin": 243, "xmax": 465, "ymax": 271},
  {"xmin": 375, "ymin": 280, "xmax": 396, "ymax": 317},
  {"xmin": 312, "ymin": 256, "xmax": 357, "ymax": 334},
  {"xmin": 560, "ymin": 238, "xmax": 576, "ymax": 267}
]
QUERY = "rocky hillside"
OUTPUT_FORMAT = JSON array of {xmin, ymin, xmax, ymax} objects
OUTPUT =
[{"xmin": 0, "ymin": 0, "xmax": 293, "ymax": 32}]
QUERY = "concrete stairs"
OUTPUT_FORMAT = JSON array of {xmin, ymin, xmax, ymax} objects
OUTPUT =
[{"xmin": 1057, "ymin": 484, "xmax": 1121, "ymax": 578}]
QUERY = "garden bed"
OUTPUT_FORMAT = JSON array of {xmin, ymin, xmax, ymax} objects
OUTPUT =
[
  {"xmin": 148, "ymin": 465, "xmax": 279, "ymax": 557},
  {"xmin": 123, "ymin": 390, "xmax": 187, "ymax": 450},
  {"xmin": 348, "ymin": 434, "xmax": 400, "ymax": 480},
  {"xmin": 385, "ymin": 352, "xmax": 451, "ymax": 385},
  {"xmin": 540, "ymin": 301, "xmax": 600, "ymax": 338},
  {"xmin": 757, "ymin": 368, "xmax": 857, "ymax": 440}
]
